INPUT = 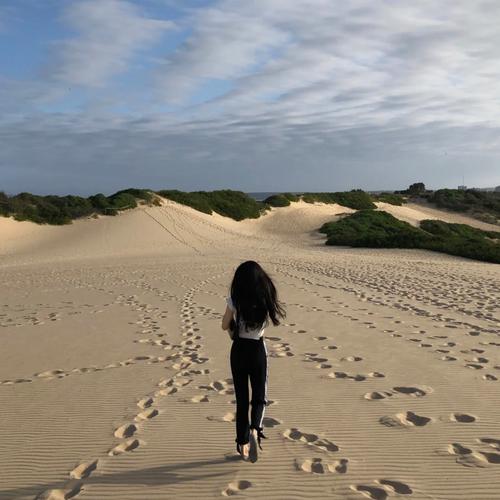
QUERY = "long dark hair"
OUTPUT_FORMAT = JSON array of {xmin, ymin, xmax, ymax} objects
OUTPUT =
[{"xmin": 230, "ymin": 260, "xmax": 285, "ymax": 334}]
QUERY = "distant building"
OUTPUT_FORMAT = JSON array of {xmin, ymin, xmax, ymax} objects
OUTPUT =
[
  {"xmin": 458, "ymin": 185, "xmax": 467, "ymax": 190},
  {"xmin": 495, "ymin": 186, "xmax": 500, "ymax": 192}
]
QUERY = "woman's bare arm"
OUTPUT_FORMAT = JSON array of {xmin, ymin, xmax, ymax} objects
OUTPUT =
[{"xmin": 221, "ymin": 305, "xmax": 233, "ymax": 331}]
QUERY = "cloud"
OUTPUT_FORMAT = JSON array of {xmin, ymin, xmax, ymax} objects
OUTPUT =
[
  {"xmin": 157, "ymin": 0, "xmax": 500, "ymax": 133},
  {"xmin": 2, "ymin": 0, "xmax": 500, "ymax": 194},
  {"xmin": 51, "ymin": 0, "xmax": 173, "ymax": 87}
]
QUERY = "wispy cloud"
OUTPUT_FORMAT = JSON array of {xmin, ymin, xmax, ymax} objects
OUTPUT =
[
  {"xmin": 51, "ymin": 0, "xmax": 173, "ymax": 87},
  {"xmin": 1, "ymin": 0, "xmax": 500, "ymax": 194},
  {"xmin": 157, "ymin": 0, "xmax": 500, "ymax": 132}
]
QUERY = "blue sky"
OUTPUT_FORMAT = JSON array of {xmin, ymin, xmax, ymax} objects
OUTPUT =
[{"xmin": 1, "ymin": 0, "xmax": 500, "ymax": 195}]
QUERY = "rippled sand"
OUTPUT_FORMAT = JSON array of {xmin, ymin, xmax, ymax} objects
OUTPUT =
[{"xmin": 1, "ymin": 199, "xmax": 499, "ymax": 500}]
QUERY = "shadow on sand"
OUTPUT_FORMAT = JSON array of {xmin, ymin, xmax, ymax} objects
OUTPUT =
[{"xmin": 1, "ymin": 456, "xmax": 241, "ymax": 499}]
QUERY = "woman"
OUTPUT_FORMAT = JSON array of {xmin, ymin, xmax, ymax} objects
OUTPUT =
[{"xmin": 221, "ymin": 260, "xmax": 285, "ymax": 462}]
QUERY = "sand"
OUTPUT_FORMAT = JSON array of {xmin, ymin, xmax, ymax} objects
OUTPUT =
[{"xmin": 0, "ymin": 199, "xmax": 499, "ymax": 500}]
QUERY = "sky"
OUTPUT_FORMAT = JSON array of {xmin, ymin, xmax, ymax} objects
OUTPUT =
[{"xmin": 1, "ymin": 0, "xmax": 500, "ymax": 195}]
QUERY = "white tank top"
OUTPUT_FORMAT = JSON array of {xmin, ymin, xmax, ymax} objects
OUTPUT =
[{"xmin": 226, "ymin": 296, "xmax": 265, "ymax": 340}]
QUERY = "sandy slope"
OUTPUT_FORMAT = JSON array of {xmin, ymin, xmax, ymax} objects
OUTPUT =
[
  {"xmin": 0, "ymin": 200, "xmax": 499, "ymax": 500},
  {"xmin": 375, "ymin": 201, "xmax": 500, "ymax": 232}
]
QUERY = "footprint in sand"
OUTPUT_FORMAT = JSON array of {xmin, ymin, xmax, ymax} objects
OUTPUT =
[
  {"xmin": 340, "ymin": 356, "xmax": 363, "ymax": 362},
  {"xmin": 447, "ymin": 441, "xmax": 500, "ymax": 467},
  {"xmin": 263, "ymin": 416, "xmax": 282, "ymax": 428},
  {"xmin": 135, "ymin": 408, "xmax": 159, "ymax": 421},
  {"xmin": 295, "ymin": 457, "xmax": 348, "ymax": 474},
  {"xmin": 188, "ymin": 395, "xmax": 210, "ymax": 403},
  {"xmin": 314, "ymin": 362, "xmax": 332, "ymax": 369},
  {"xmin": 352, "ymin": 479, "xmax": 413, "ymax": 499},
  {"xmin": 137, "ymin": 397, "xmax": 154, "ymax": 409},
  {"xmin": 364, "ymin": 386, "xmax": 432, "ymax": 400},
  {"xmin": 207, "ymin": 412, "xmax": 235, "ymax": 423},
  {"xmin": 198, "ymin": 379, "xmax": 234, "ymax": 395},
  {"xmin": 283, "ymin": 428, "xmax": 339, "ymax": 452},
  {"xmin": 328, "ymin": 371, "xmax": 366, "ymax": 382},
  {"xmin": 114, "ymin": 423, "xmax": 138, "ymax": 438},
  {"xmin": 393, "ymin": 386, "xmax": 431, "ymax": 397},
  {"xmin": 1, "ymin": 378, "xmax": 32, "ymax": 385},
  {"xmin": 303, "ymin": 353, "xmax": 328, "ymax": 363},
  {"xmin": 70, "ymin": 459, "xmax": 98, "ymax": 479},
  {"xmin": 441, "ymin": 355, "xmax": 457, "ymax": 361},
  {"xmin": 155, "ymin": 387, "xmax": 178, "ymax": 396},
  {"xmin": 379, "ymin": 411, "xmax": 432, "ymax": 427},
  {"xmin": 36, "ymin": 369, "xmax": 67, "ymax": 379},
  {"xmin": 483, "ymin": 374, "xmax": 498, "ymax": 381},
  {"xmin": 36, "ymin": 482, "xmax": 83, "ymax": 500},
  {"xmin": 108, "ymin": 438, "xmax": 141, "ymax": 456},
  {"xmin": 375, "ymin": 479, "xmax": 413, "ymax": 495},
  {"xmin": 270, "ymin": 342, "xmax": 294, "ymax": 357},
  {"xmin": 450, "ymin": 413, "xmax": 477, "ymax": 423},
  {"xmin": 221, "ymin": 480, "xmax": 252, "ymax": 496},
  {"xmin": 478, "ymin": 438, "xmax": 500, "ymax": 451}
]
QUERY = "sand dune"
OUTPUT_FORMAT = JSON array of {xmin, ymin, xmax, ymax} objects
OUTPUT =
[
  {"xmin": 0, "ymin": 199, "xmax": 499, "ymax": 500},
  {"xmin": 375, "ymin": 200, "xmax": 500, "ymax": 231}
]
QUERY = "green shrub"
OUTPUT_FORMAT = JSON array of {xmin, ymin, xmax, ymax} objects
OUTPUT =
[
  {"xmin": 107, "ymin": 192, "xmax": 138, "ymax": 211},
  {"xmin": 111, "ymin": 188, "xmax": 153, "ymax": 203},
  {"xmin": 157, "ymin": 190, "xmax": 213, "ymax": 214},
  {"xmin": 303, "ymin": 190, "xmax": 376, "ymax": 210},
  {"xmin": 0, "ymin": 191, "xmax": 9, "ymax": 216},
  {"xmin": 320, "ymin": 210, "xmax": 500, "ymax": 263},
  {"xmin": 429, "ymin": 189, "xmax": 500, "ymax": 219},
  {"xmin": 158, "ymin": 189, "xmax": 266, "ymax": 221},
  {"xmin": 283, "ymin": 192, "xmax": 300, "ymax": 202},
  {"xmin": 371, "ymin": 193, "xmax": 406, "ymax": 206},
  {"xmin": 264, "ymin": 194, "xmax": 291, "ymax": 207},
  {"xmin": 320, "ymin": 210, "xmax": 429, "ymax": 248},
  {"xmin": 0, "ymin": 189, "xmax": 151, "ymax": 224}
]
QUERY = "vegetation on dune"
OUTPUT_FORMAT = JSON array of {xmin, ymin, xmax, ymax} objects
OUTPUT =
[
  {"xmin": 0, "ymin": 188, "xmax": 157, "ymax": 225},
  {"xmin": 370, "ymin": 193, "xmax": 407, "ymax": 206},
  {"xmin": 320, "ymin": 210, "xmax": 427, "ymax": 248},
  {"xmin": 1, "ymin": 188, "xmax": 265, "ymax": 224},
  {"xmin": 419, "ymin": 219, "xmax": 500, "ymax": 263},
  {"xmin": 302, "ymin": 190, "xmax": 376, "ymax": 210},
  {"xmin": 157, "ymin": 189, "xmax": 267, "ymax": 221},
  {"xmin": 319, "ymin": 210, "xmax": 500, "ymax": 264},
  {"xmin": 282, "ymin": 192, "xmax": 300, "ymax": 202},
  {"xmin": 263, "ymin": 192, "xmax": 299, "ymax": 207},
  {"xmin": 264, "ymin": 194, "xmax": 291, "ymax": 207},
  {"xmin": 428, "ymin": 189, "xmax": 500, "ymax": 223}
]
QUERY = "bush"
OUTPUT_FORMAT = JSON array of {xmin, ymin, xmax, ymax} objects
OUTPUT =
[
  {"xmin": 320, "ymin": 211, "xmax": 429, "ymax": 248},
  {"xmin": 320, "ymin": 211, "xmax": 500, "ymax": 263},
  {"xmin": 428, "ymin": 189, "xmax": 500, "ymax": 220},
  {"xmin": 371, "ymin": 193, "xmax": 406, "ymax": 206},
  {"xmin": 0, "ymin": 189, "xmax": 155, "ymax": 224},
  {"xmin": 158, "ymin": 189, "xmax": 267, "ymax": 221},
  {"xmin": 302, "ymin": 190, "xmax": 376, "ymax": 210},
  {"xmin": 111, "ymin": 188, "xmax": 153, "ymax": 203},
  {"xmin": 0, "ymin": 191, "xmax": 9, "ymax": 216},
  {"xmin": 264, "ymin": 194, "xmax": 291, "ymax": 207},
  {"xmin": 157, "ymin": 190, "xmax": 212, "ymax": 214},
  {"xmin": 107, "ymin": 192, "xmax": 138, "ymax": 211},
  {"xmin": 283, "ymin": 192, "xmax": 300, "ymax": 202}
]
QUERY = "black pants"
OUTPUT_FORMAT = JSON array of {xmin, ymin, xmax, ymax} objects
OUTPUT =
[{"xmin": 230, "ymin": 337, "xmax": 268, "ymax": 445}]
